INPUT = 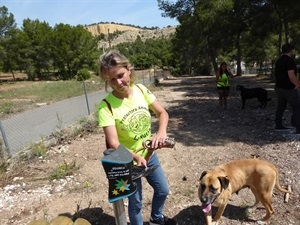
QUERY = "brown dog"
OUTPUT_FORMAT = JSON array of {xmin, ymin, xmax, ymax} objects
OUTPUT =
[{"xmin": 198, "ymin": 158, "xmax": 290, "ymax": 225}]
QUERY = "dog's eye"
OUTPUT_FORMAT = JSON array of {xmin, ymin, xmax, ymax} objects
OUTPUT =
[
  {"xmin": 201, "ymin": 184, "xmax": 206, "ymax": 191},
  {"xmin": 210, "ymin": 186, "xmax": 218, "ymax": 194}
]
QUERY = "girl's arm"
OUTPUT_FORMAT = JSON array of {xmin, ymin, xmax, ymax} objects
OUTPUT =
[
  {"xmin": 149, "ymin": 99, "xmax": 169, "ymax": 149},
  {"xmin": 227, "ymin": 68, "xmax": 234, "ymax": 78}
]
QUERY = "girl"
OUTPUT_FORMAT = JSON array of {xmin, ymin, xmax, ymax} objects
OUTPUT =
[
  {"xmin": 216, "ymin": 62, "xmax": 234, "ymax": 109},
  {"xmin": 98, "ymin": 50, "xmax": 177, "ymax": 225}
]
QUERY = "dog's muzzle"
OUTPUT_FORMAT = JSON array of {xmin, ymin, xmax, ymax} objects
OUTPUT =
[
  {"xmin": 201, "ymin": 193, "xmax": 219, "ymax": 213},
  {"xmin": 201, "ymin": 193, "xmax": 219, "ymax": 205}
]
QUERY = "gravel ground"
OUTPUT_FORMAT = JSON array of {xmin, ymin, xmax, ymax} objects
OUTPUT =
[{"xmin": 0, "ymin": 74, "xmax": 299, "ymax": 225}]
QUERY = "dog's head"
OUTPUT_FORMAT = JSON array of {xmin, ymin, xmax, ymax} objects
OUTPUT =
[
  {"xmin": 236, "ymin": 85, "xmax": 244, "ymax": 92},
  {"xmin": 198, "ymin": 171, "xmax": 229, "ymax": 214}
]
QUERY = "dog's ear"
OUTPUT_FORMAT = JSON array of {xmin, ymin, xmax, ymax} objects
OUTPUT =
[
  {"xmin": 199, "ymin": 171, "xmax": 207, "ymax": 180},
  {"xmin": 218, "ymin": 176, "xmax": 229, "ymax": 190}
]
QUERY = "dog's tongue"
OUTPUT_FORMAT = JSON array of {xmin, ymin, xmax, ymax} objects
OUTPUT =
[{"xmin": 202, "ymin": 204, "xmax": 212, "ymax": 213}]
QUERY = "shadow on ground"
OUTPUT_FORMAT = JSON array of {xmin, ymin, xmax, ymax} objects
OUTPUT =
[
  {"xmin": 161, "ymin": 75, "xmax": 296, "ymax": 148},
  {"xmin": 66, "ymin": 203, "xmax": 257, "ymax": 225}
]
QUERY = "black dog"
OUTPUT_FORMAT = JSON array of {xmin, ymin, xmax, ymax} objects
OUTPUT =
[{"xmin": 236, "ymin": 85, "xmax": 271, "ymax": 109}]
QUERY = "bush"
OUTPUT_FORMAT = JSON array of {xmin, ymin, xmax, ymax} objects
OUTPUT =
[
  {"xmin": 50, "ymin": 160, "xmax": 79, "ymax": 179},
  {"xmin": 76, "ymin": 68, "xmax": 91, "ymax": 81}
]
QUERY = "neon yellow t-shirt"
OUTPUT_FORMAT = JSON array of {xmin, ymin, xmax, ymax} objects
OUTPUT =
[
  {"xmin": 98, "ymin": 84, "xmax": 156, "ymax": 157},
  {"xmin": 217, "ymin": 73, "xmax": 230, "ymax": 87}
]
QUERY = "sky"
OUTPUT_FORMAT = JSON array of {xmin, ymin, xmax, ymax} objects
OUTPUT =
[{"xmin": 1, "ymin": 0, "xmax": 179, "ymax": 28}]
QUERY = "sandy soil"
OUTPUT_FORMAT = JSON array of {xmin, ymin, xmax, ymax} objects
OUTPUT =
[{"xmin": 0, "ymin": 75, "xmax": 299, "ymax": 225}]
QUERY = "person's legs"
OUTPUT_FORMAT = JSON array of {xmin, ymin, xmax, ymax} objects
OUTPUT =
[
  {"xmin": 224, "ymin": 87, "xmax": 230, "ymax": 109},
  {"xmin": 223, "ymin": 97, "xmax": 227, "ymax": 109},
  {"xmin": 275, "ymin": 87, "xmax": 288, "ymax": 128},
  {"xmin": 218, "ymin": 87, "xmax": 227, "ymax": 109},
  {"xmin": 146, "ymin": 153, "xmax": 170, "ymax": 221},
  {"xmin": 218, "ymin": 88, "xmax": 224, "ymax": 108},
  {"xmin": 286, "ymin": 89, "xmax": 300, "ymax": 132},
  {"xmin": 128, "ymin": 178, "xmax": 143, "ymax": 225}
]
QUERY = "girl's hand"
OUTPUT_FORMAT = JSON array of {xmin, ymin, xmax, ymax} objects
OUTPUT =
[
  {"xmin": 134, "ymin": 154, "xmax": 147, "ymax": 167},
  {"xmin": 151, "ymin": 132, "xmax": 167, "ymax": 149}
]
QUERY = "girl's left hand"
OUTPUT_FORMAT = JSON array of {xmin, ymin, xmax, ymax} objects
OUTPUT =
[{"xmin": 150, "ymin": 133, "xmax": 167, "ymax": 149}]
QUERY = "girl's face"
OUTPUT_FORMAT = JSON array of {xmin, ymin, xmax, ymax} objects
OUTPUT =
[
  {"xmin": 221, "ymin": 64, "xmax": 227, "ymax": 71},
  {"xmin": 106, "ymin": 66, "xmax": 131, "ymax": 93}
]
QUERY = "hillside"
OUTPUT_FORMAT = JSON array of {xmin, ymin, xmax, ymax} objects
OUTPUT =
[
  {"xmin": 85, "ymin": 23, "xmax": 176, "ymax": 48},
  {"xmin": 85, "ymin": 23, "xmax": 141, "ymax": 36}
]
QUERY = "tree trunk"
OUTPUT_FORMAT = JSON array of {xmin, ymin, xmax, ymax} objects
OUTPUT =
[
  {"xmin": 10, "ymin": 70, "xmax": 16, "ymax": 81},
  {"xmin": 283, "ymin": 9, "xmax": 289, "ymax": 43},
  {"xmin": 273, "ymin": 3, "xmax": 283, "ymax": 57},
  {"xmin": 235, "ymin": 32, "xmax": 242, "ymax": 76},
  {"xmin": 207, "ymin": 37, "xmax": 218, "ymax": 74}
]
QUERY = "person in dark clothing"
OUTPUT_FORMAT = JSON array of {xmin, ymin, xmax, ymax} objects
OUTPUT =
[{"xmin": 274, "ymin": 43, "xmax": 300, "ymax": 134}]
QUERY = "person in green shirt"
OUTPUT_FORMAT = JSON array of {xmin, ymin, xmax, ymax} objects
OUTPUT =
[
  {"xmin": 216, "ymin": 62, "xmax": 234, "ymax": 109},
  {"xmin": 98, "ymin": 50, "xmax": 177, "ymax": 225}
]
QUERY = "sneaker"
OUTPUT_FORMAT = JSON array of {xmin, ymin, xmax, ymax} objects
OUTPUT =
[
  {"xmin": 274, "ymin": 126, "xmax": 292, "ymax": 132},
  {"xmin": 149, "ymin": 215, "xmax": 178, "ymax": 225}
]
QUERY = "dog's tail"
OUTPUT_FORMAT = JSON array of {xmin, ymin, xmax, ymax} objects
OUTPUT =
[{"xmin": 275, "ymin": 171, "xmax": 291, "ymax": 194}]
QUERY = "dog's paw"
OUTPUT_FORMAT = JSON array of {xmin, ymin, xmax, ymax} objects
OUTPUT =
[{"xmin": 212, "ymin": 221, "xmax": 219, "ymax": 225}]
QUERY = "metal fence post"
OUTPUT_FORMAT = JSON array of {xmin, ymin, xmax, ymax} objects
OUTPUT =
[
  {"xmin": 0, "ymin": 120, "xmax": 11, "ymax": 156},
  {"xmin": 82, "ymin": 81, "xmax": 91, "ymax": 115},
  {"xmin": 142, "ymin": 73, "xmax": 145, "ymax": 85}
]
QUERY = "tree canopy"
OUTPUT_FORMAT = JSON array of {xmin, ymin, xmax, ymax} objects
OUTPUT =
[
  {"xmin": 2, "ymin": 1, "xmax": 300, "ymax": 79},
  {"xmin": 0, "ymin": 6, "xmax": 99, "ymax": 80},
  {"xmin": 158, "ymin": 0, "xmax": 300, "ymax": 76}
]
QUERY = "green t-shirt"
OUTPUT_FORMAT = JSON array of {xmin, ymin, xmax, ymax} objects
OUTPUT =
[
  {"xmin": 217, "ymin": 73, "xmax": 230, "ymax": 87},
  {"xmin": 98, "ymin": 84, "xmax": 156, "ymax": 157}
]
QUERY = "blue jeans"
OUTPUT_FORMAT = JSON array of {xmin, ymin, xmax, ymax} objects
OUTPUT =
[
  {"xmin": 128, "ymin": 152, "xmax": 170, "ymax": 225},
  {"xmin": 275, "ymin": 87, "xmax": 300, "ymax": 129}
]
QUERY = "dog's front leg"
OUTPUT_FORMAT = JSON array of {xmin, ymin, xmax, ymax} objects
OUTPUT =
[
  {"xmin": 204, "ymin": 209, "xmax": 213, "ymax": 225},
  {"xmin": 213, "ymin": 204, "xmax": 227, "ymax": 225}
]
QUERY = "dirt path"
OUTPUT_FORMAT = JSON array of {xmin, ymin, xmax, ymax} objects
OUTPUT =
[{"xmin": 0, "ymin": 75, "xmax": 299, "ymax": 225}]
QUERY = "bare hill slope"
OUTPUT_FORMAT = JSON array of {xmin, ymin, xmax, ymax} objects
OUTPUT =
[
  {"xmin": 85, "ymin": 23, "xmax": 140, "ymax": 36},
  {"xmin": 85, "ymin": 23, "xmax": 176, "ymax": 48}
]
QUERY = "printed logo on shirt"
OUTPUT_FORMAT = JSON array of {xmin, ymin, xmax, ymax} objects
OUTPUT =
[{"xmin": 120, "ymin": 106, "xmax": 151, "ymax": 135}]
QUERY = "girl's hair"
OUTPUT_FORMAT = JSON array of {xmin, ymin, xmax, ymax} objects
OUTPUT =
[
  {"xmin": 99, "ymin": 50, "xmax": 136, "ymax": 91},
  {"xmin": 219, "ymin": 62, "xmax": 230, "ymax": 76}
]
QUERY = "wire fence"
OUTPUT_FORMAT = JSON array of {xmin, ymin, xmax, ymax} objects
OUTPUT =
[{"xmin": 0, "ymin": 69, "xmax": 166, "ymax": 156}]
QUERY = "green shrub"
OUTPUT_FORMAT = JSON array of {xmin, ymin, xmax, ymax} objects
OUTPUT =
[
  {"xmin": 50, "ymin": 160, "xmax": 80, "ymax": 180},
  {"xmin": 30, "ymin": 140, "xmax": 47, "ymax": 158},
  {"xmin": 76, "ymin": 69, "xmax": 91, "ymax": 81}
]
